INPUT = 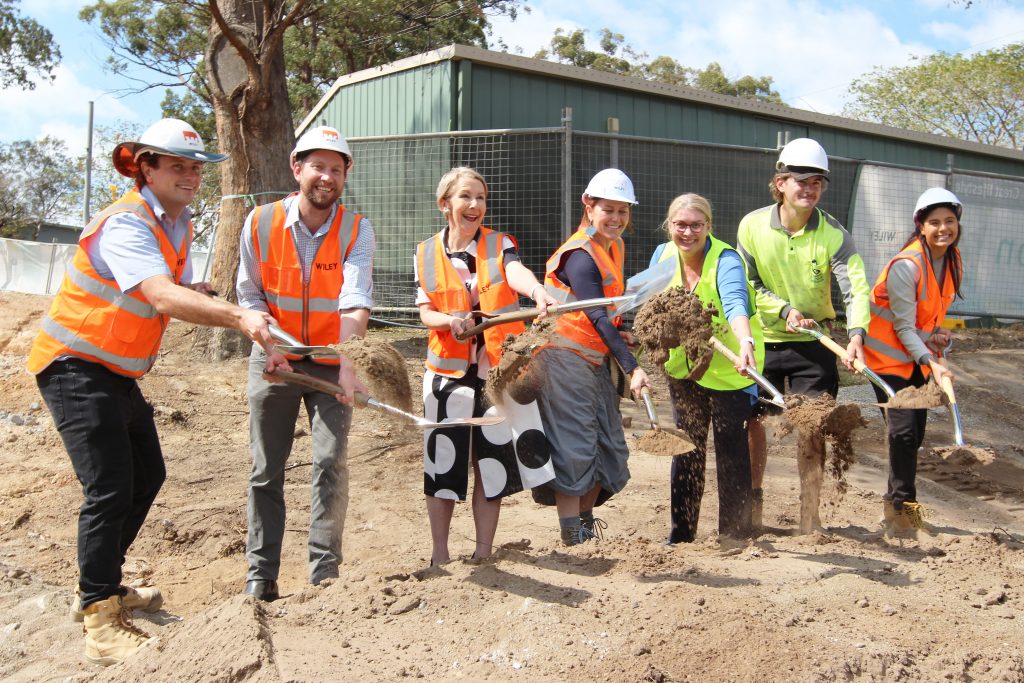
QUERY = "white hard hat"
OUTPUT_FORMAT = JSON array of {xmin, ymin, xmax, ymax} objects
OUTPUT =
[
  {"xmin": 112, "ymin": 118, "xmax": 227, "ymax": 177},
  {"xmin": 776, "ymin": 138, "xmax": 829, "ymax": 180},
  {"xmin": 914, "ymin": 187, "xmax": 963, "ymax": 222},
  {"xmin": 583, "ymin": 168, "xmax": 637, "ymax": 205},
  {"xmin": 291, "ymin": 126, "xmax": 352, "ymax": 164}
]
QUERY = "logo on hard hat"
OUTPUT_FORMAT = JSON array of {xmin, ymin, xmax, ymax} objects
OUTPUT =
[
  {"xmin": 322, "ymin": 128, "xmax": 340, "ymax": 142},
  {"xmin": 182, "ymin": 130, "xmax": 201, "ymax": 147}
]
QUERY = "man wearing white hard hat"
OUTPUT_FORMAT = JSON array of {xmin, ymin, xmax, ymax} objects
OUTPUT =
[
  {"xmin": 736, "ymin": 138, "xmax": 871, "ymax": 534},
  {"xmin": 27, "ymin": 118, "xmax": 285, "ymax": 665},
  {"xmin": 236, "ymin": 125, "xmax": 375, "ymax": 601}
]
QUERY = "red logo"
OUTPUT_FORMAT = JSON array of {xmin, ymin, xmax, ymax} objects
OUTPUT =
[
  {"xmin": 182, "ymin": 131, "xmax": 200, "ymax": 142},
  {"xmin": 322, "ymin": 128, "xmax": 339, "ymax": 141}
]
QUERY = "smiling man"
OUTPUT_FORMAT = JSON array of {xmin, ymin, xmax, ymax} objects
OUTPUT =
[
  {"xmin": 236, "ymin": 126, "xmax": 374, "ymax": 601},
  {"xmin": 27, "ymin": 118, "xmax": 285, "ymax": 666},
  {"xmin": 736, "ymin": 137, "xmax": 871, "ymax": 534}
]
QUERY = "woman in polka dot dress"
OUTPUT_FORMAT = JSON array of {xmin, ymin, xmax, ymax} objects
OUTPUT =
[{"xmin": 413, "ymin": 167, "xmax": 556, "ymax": 565}]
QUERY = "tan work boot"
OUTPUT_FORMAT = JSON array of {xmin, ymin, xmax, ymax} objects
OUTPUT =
[
  {"xmin": 887, "ymin": 501, "xmax": 925, "ymax": 538},
  {"xmin": 71, "ymin": 585, "xmax": 163, "ymax": 623},
  {"xmin": 82, "ymin": 594, "xmax": 150, "ymax": 666}
]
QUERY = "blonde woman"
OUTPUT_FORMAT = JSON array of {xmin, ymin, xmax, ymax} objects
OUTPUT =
[{"xmin": 414, "ymin": 167, "xmax": 556, "ymax": 565}]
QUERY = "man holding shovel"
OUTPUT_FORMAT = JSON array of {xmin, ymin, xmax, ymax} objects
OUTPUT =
[
  {"xmin": 736, "ymin": 138, "xmax": 871, "ymax": 533},
  {"xmin": 28, "ymin": 118, "xmax": 283, "ymax": 665},
  {"xmin": 236, "ymin": 126, "xmax": 373, "ymax": 601}
]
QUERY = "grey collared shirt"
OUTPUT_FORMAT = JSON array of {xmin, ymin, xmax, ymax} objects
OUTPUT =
[{"xmin": 236, "ymin": 194, "xmax": 375, "ymax": 314}]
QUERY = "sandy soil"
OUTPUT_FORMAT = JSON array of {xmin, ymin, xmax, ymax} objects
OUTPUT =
[{"xmin": 0, "ymin": 290, "xmax": 1022, "ymax": 682}]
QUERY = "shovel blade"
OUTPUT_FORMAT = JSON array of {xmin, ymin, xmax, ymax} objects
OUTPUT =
[
  {"xmin": 611, "ymin": 258, "xmax": 677, "ymax": 317},
  {"xmin": 274, "ymin": 344, "xmax": 340, "ymax": 358}
]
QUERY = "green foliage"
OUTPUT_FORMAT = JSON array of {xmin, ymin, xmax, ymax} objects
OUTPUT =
[
  {"xmin": 0, "ymin": 137, "xmax": 83, "ymax": 238},
  {"xmin": 0, "ymin": 0, "xmax": 60, "ymax": 89},
  {"xmin": 535, "ymin": 28, "xmax": 783, "ymax": 103},
  {"xmin": 844, "ymin": 43, "xmax": 1024, "ymax": 149}
]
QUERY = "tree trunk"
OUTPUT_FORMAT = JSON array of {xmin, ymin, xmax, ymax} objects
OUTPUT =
[{"xmin": 194, "ymin": 0, "xmax": 298, "ymax": 359}]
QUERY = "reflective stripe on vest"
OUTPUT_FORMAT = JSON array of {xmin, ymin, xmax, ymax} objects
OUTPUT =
[
  {"xmin": 864, "ymin": 240, "xmax": 959, "ymax": 380},
  {"xmin": 417, "ymin": 228, "xmax": 524, "ymax": 378},
  {"xmin": 543, "ymin": 226, "xmax": 624, "ymax": 365},
  {"xmin": 27, "ymin": 190, "xmax": 188, "ymax": 377},
  {"xmin": 252, "ymin": 196, "xmax": 360, "ymax": 365},
  {"xmin": 657, "ymin": 236, "xmax": 764, "ymax": 390}
]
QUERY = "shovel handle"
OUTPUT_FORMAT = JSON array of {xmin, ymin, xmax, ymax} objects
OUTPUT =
[
  {"xmin": 639, "ymin": 387, "xmax": 659, "ymax": 429},
  {"xmin": 788, "ymin": 322, "xmax": 896, "ymax": 398},
  {"xmin": 263, "ymin": 370, "xmax": 369, "ymax": 407},
  {"xmin": 934, "ymin": 358, "xmax": 964, "ymax": 446},
  {"xmin": 455, "ymin": 306, "xmax": 550, "ymax": 341},
  {"xmin": 709, "ymin": 336, "xmax": 785, "ymax": 407}
]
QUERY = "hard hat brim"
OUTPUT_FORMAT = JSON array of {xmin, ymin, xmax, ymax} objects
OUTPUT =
[
  {"xmin": 777, "ymin": 164, "xmax": 830, "ymax": 181},
  {"xmin": 112, "ymin": 142, "xmax": 228, "ymax": 177}
]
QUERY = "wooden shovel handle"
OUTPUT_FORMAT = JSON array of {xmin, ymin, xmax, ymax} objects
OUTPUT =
[
  {"xmin": 263, "ymin": 369, "xmax": 369, "ymax": 407},
  {"xmin": 934, "ymin": 358, "xmax": 957, "ymax": 407},
  {"xmin": 455, "ymin": 306, "xmax": 551, "ymax": 341},
  {"xmin": 814, "ymin": 333, "xmax": 873, "ymax": 374}
]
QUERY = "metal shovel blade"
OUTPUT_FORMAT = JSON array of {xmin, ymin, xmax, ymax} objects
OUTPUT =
[
  {"xmin": 611, "ymin": 258, "xmax": 677, "ymax": 317},
  {"xmin": 274, "ymin": 344, "xmax": 341, "ymax": 359}
]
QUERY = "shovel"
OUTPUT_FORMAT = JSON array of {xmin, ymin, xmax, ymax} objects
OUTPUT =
[
  {"xmin": 455, "ymin": 257, "xmax": 676, "ymax": 341},
  {"xmin": 786, "ymin": 321, "xmax": 896, "ymax": 399},
  {"xmin": 935, "ymin": 353, "xmax": 965, "ymax": 447},
  {"xmin": 264, "ymin": 369, "xmax": 505, "ymax": 429},
  {"xmin": 637, "ymin": 387, "xmax": 696, "ymax": 451},
  {"xmin": 267, "ymin": 323, "xmax": 340, "ymax": 359},
  {"xmin": 708, "ymin": 336, "xmax": 786, "ymax": 408}
]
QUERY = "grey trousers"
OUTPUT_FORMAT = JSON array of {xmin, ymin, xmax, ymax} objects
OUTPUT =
[{"xmin": 246, "ymin": 353, "xmax": 352, "ymax": 584}]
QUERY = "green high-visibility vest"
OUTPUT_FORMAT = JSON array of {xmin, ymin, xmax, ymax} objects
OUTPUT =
[{"xmin": 657, "ymin": 235, "xmax": 765, "ymax": 391}]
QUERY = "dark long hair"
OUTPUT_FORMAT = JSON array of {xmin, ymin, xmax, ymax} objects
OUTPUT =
[{"xmin": 903, "ymin": 203, "xmax": 964, "ymax": 299}]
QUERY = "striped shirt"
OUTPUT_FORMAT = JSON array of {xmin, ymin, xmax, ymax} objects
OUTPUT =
[{"xmin": 236, "ymin": 195, "xmax": 375, "ymax": 314}]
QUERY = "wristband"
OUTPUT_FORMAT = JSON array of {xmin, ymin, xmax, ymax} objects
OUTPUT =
[
  {"xmin": 531, "ymin": 284, "xmax": 546, "ymax": 299},
  {"xmin": 740, "ymin": 336, "xmax": 755, "ymax": 347}
]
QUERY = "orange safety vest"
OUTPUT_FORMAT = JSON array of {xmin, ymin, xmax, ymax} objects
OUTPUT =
[
  {"xmin": 251, "ymin": 195, "xmax": 361, "ymax": 365},
  {"xmin": 416, "ymin": 227, "xmax": 523, "ymax": 377},
  {"xmin": 543, "ymin": 226, "xmax": 625, "ymax": 365},
  {"xmin": 27, "ymin": 190, "xmax": 189, "ymax": 378},
  {"xmin": 865, "ymin": 240, "xmax": 960, "ymax": 380}
]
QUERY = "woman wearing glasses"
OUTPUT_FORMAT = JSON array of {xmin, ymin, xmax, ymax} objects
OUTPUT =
[{"xmin": 649, "ymin": 193, "xmax": 763, "ymax": 544}]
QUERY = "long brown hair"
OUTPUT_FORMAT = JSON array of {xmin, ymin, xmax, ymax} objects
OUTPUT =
[{"xmin": 903, "ymin": 203, "xmax": 964, "ymax": 299}]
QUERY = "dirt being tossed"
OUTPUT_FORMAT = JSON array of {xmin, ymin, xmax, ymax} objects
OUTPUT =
[
  {"xmin": 885, "ymin": 381, "xmax": 945, "ymax": 409},
  {"xmin": 486, "ymin": 319, "xmax": 554, "ymax": 406},
  {"xmin": 778, "ymin": 394, "xmax": 868, "ymax": 493},
  {"xmin": 333, "ymin": 337, "xmax": 412, "ymax": 411},
  {"xmin": 632, "ymin": 286, "xmax": 714, "ymax": 369}
]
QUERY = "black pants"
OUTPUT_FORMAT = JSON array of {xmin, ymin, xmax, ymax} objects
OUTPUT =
[
  {"xmin": 872, "ymin": 366, "xmax": 928, "ymax": 506},
  {"xmin": 755, "ymin": 340, "xmax": 839, "ymax": 416},
  {"xmin": 36, "ymin": 359, "xmax": 165, "ymax": 608},
  {"xmin": 666, "ymin": 377, "xmax": 754, "ymax": 543}
]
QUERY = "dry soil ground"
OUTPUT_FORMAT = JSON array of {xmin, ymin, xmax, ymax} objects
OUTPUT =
[{"xmin": 0, "ymin": 290, "xmax": 1022, "ymax": 682}]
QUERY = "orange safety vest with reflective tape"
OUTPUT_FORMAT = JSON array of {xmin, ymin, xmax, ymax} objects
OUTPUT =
[
  {"xmin": 416, "ymin": 227, "xmax": 523, "ymax": 377},
  {"xmin": 27, "ymin": 190, "xmax": 189, "ymax": 378},
  {"xmin": 543, "ymin": 227, "xmax": 624, "ymax": 365},
  {"xmin": 865, "ymin": 240, "xmax": 960, "ymax": 380},
  {"xmin": 251, "ymin": 195, "xmax": 361, "ymax": 365}
]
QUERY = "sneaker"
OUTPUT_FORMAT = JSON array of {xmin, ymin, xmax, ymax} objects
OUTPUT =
[
  {"xmin": 82, "ymin": 595, "xmax": 150, "ymax": 666},
  {"xmin": 580, "ymin": 513, "xmax": 608, "ymax": 540},
  {"xmin": 70, "ymin": 585, "xmax": 163, "ymax": 623},
  {"xmin": 751, "ymin": 488, "xmax": 764, "ymax": 528}
]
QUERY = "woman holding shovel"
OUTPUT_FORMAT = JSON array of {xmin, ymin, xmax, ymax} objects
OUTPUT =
[
  {"xmin": 649, "ymin": 193, "xmax": 764, "ymax": 543},
  {"xmin": 414, "ymin": 166, "xmax": 557, "ymax": 566},
  {"xmin": 534, "ymin": 169, "xmax": 652, "ymax": 546},
  {"xmin": 864, "ymin": 188, "xmax": 963, "ymax": 536}
]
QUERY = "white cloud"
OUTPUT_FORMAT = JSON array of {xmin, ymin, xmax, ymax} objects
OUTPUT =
[
  {"xmin": 0, "ymin": 65, "xmax": 139, "ymax": 155},
  {"xmin": 488, "ymin": 5, "xmax": 584, "ymax": 55}
]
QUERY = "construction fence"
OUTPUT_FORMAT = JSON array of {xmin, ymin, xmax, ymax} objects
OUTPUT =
[{"xmin": 4, "ymin": 118, "xmax": 1023, "ymax": 322}]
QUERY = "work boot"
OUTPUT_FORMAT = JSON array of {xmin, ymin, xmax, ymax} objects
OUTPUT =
[
  {"xmin": 887, "ymin": 501, "xmax": 924, "ymax": 538},
  {"xmin": 579, "ymin": 511, "xmax": 608, "ymax": 540},
  {"xmin": 751, "ymin": 488, "xmax": 764, "ymax": 529},
  {"xmin": 70, "ymin": 585, "xmax": 164, "ymax": 623},
  {"xmin": 82, "ymin": 595, "xmax": 150, "ymax": 666}
]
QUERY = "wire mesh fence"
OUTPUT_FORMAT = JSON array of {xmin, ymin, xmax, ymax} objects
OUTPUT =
[{"xmin": 341, "ymin": 123, "xmax": 1024, "ymax": 322}]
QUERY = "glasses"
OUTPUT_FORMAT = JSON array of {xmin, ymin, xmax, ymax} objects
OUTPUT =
[{"xmin": 671, "ymin": 221, "xmax": 707, "ymax": 233}]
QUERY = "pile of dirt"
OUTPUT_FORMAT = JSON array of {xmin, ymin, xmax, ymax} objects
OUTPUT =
[
  {"xmin": 333, "ymin": 337, "xmax": 412, "ymax": 411},
  {"xmin": 635, "ymin": 429, "xmax": 691, "ymax": 456},
  {"xmin": 778, "ymin": 394, "xmax": 867, "ymax": 492},
  {"xmin": 632, "ymin": 286, "xmax": 714, "ymax": 368},
  {"xmin": 486, "ymin": 318, "xmax": 554, "ymax": 406},
  {"xmin": 932, "ymin": 444, "xmax": 997, "ymax": 467},
  {"xmin": 886, "ymin": 381, "xmax": 945, "ymax": 409}
]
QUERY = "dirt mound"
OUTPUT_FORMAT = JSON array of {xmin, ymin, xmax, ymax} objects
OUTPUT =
[
  {"xmin": 932, "ymin": 444, "xmax": 997, "ymax": 467},
  {"xmin": 632, "ymin": 286, "xmax": 714, "ymax": 368},
  {"xmin": 635, "ymin": 429, "xmax": 692, "ymax": 456},
  {"xmin": 886, "ymin": 381, "xmax": 945, "ymax": 409},
  {"xmin": 334, "ymin": 337, "xmax": 412, "ymax": 411}
]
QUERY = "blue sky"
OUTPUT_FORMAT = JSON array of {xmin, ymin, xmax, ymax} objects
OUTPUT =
[{"xmin": 3, "ymin": 0, "xmax": 1024, "ymax": 156}]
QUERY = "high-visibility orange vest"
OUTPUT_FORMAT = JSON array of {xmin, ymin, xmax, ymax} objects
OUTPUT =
[
  {"xmin": 251, "ymin": 195, "xmax": 361, "ymax": 365},
  {"xmin": 416, "ymin": 227, "xmax": 523, "ymax": 377},
  {"xmin": 865, "ymin": 240, "xmax": 960, "ymax": 379},
  {"xmin": 543, "ymin": 226, "xmax": 625, "ymax": 365},
  {"xmin": 27, "ymin": 190, "xmax": 189, "ymax": 378}
]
